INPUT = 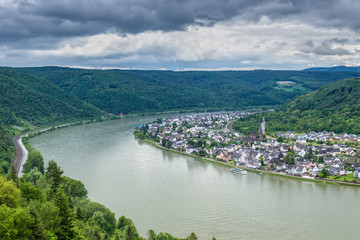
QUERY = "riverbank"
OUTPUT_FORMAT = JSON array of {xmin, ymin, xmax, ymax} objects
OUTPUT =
[
  {"xmin": 12, "ymin": 110, "xmax": 201, "ymax": 176},
  {"xmin": 12, "ymin": 118, "xmax": 107, "ymax": 176},
  {"xmin": 11, "ymin": 111, "xmax": 192, "ymax": 176},
  {"xmin": 142, "ymin": 139, "xmax": 360, "ymax": 187}
]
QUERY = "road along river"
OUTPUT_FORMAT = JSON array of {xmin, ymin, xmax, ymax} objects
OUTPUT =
[{"xmin": 29, "ymin": 115, "xmax": 360, "ymax": 240}]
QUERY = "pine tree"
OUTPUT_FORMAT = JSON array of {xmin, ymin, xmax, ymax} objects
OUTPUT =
[
  {"xmin": 75, "ymin": 206, "xmax": 84, "ymax": 220},
  {"xmin": 6, "ymin": 164, "xmax": 19, "ymax": 186},
  {"xmin": 114, "ymin": 233, "xmax": 121, "ymax": 240},
  {"xmin": 124, "ymin": 222, "xmax": 140, "ymax": 240},
  {"xmin": 86, "ymin": 220, "xmax": 102, "ymax": 240},
  {"xmin": 53, "ymin": 187, "xmax": 78, "ymax": 240},
  {"xmin": 187, "ymin": 232, "xmax": 198, "ymax": 240},
  {"xmin": 46, "ymin": 160, "xmax": 64, "ymax": 196}
]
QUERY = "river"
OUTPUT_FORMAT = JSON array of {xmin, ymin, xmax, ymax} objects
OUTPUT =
[{"xmin": 29, "ymin": 115, "xmax": 360, "ymax": 240}]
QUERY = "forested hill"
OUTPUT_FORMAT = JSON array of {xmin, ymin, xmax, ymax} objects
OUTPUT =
[
  {"xmin": 233, "ymin": 76, "xmax": 360, "ymax": 135},
  {"xmin": 0, "ymin": 68, "xmax": 105, "ymax": 174},
  {"xmin": 15, "ymin": 67, "xmax": 360, "ymax": 114},
  {"xmin": 0, "ymin": 68, "xmax": 104, "ymax": 127}
]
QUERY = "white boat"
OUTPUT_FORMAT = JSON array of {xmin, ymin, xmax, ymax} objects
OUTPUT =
[{"xmin": 231, "ymin": 168, "xmax": 248, "ymax": 175}]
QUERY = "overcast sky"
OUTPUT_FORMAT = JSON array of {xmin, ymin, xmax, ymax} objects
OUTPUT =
[{"xmin": 0, "ymin": 0, "xmax": 359, "ymax": 70}]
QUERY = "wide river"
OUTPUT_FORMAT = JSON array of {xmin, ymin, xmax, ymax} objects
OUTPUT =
[{"xmin": 30, "ymin": 115, "xmax": 360, "ymax": 240}]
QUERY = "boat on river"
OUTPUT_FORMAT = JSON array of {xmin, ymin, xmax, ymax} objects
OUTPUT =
[{"xmin": 231, "ymin": 167, "xmax": 248, "ymax": 175}]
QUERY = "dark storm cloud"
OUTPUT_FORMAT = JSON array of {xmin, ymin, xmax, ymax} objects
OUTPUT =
[{"xmin": 1, "ymin": 0, "xmax": 360, "ymax": 42}]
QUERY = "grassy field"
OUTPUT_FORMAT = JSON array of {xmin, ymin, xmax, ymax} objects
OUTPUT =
[
  {"xmin": 274, "ymin": 84, "xmax": 308, "ymax": 92},
  {"xmin": 327, "ymin": 173, "xmax": 360, "ymax": 183}
]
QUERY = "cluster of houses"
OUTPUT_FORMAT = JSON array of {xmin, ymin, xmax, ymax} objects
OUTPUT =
[
  {"xmin": 276, "ymin": 130, "xmax": 359, "ymax": 143},
  {"xmin": 141, "ymin": 112, "xmax": 360, "ymax": 180}
]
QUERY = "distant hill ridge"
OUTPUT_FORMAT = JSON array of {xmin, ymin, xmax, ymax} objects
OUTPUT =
[
  {"xmin": 15, "ymin": 66, "xmax": 360, "ymax": 114},
  {"xmin": 304, "ymin": 66, "xmax": 360, "ymax": 72},
  {"xmin": 233, "ymin": 76, "xmax": 360, "ymax": 135}
]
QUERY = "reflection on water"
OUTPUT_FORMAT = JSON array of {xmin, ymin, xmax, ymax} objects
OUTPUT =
[{"xmin": 30, "ymin": 116, "xmax": 360, "ymax": 240}]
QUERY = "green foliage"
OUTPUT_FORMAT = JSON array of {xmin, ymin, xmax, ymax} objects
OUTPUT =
[
  {"xmin": 75, "ymin": 198, "xmax": 117, "ymax": 234},
  {"xmin": 187, "ymin": 232, "xmax": 198, "ymax": 240},
  {"xmin": 75, "ymin": 207, "xmax": 84, "ymax": 220},
  {"xmin": 16, "ymin": 67, "xmax": 360, "ymax": 115},
  {"xmin": 6, "ymin": 165, "xmax": 19, "ymax": 185},
  {"xmin": 236, "ymin": 77, "xmax": 360, "ymax": 135},
  {"xmin": 147, "ymin": 229, "xmax": 186, "ymax": 240},
  {"xmin": 28, "ymin": 200, "xmax": 62, "ymax": 239},
  {"xmin": 62, "ymin": 176, "xmax": 88, "ymax": 198},
  {"xmin": 124, "ymin": 221, "xmax": 140, "ymax": 240},
  {"xmin": 118, "ymin": 215, "xmax": 131, "ymax": 230},
  {"xmin": 284, "ymin": 152, "xmax": 295, "ymax": 165},
  {"xmin": 0, "ymin": 204, "xmax": 35, "ymax": 240},
  {"xmin": 0, "ymin": 126, "xmax": 14, "ymax": 174},
  {"xmin": 84, "ymin": 220, "xmax": 103, "ymax": 240},
  {"xmin": 234, "ymin": 77, "xmax": 360, "ymax": 135},
  {"xmin": 117, "ymin": 216, "xmax": 140, "ymax": 240},
  {"xmin": 26, "ymin": 167, "xmax": 43, "ymax": 184},
  {"xmin": 46, "ymin": 159, "xmax": 64, "ymax": 195},
  {"xmin": 92, "ymin": 211, "xmax": 105, "ymax": 226},
  {"xmin": 19, "ymin": 181, "xmax": 46, "ymax": 203},
  {"xmin": 23, "ymin": 150, "xmax": 44, "ymax": 174},
  {"xmin": 320, "ymin": 168, "xmax": 330, "ymax": 178},
  {"xmin": 232, "ymin": 113, "xmax": 263, "ymax": 135},
  {"xmin": 0, "ymin": 68, "xmax": 104, "ymax": 127},
  {"xmin": 0, "ymin": 176, "xmax": 21, "ymax": 208},
  {"xmin": 53, "ymin": 187, "xmax": 78, "ymax": 239}
]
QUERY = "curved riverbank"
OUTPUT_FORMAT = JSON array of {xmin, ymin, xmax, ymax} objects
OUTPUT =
[
  {"xmin": 142, "ymin": 139, "xmax": 360, "ymax": 187},
  {"xmin": 12, "ymin": 119, "xmax": 99, "ymax": 176}
]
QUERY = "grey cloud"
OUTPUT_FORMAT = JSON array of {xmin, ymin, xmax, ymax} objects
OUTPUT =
[
  {"xmin": 301, "ymin": 40, "xmax": 351, "ymax": 56},
  {"xmin": 329, "ymin": 38, "xmax": 349, "ymax": 44},
  {"xmin": 312, "ymin": 47, "xmax": 350, "ymax": 56},
  {"xmin": 0, "ymin": 0, "xmax": 359, "ymax": 42},
  {"xmin": 305, "ymin": 40, "xmax": 314, "ymax": 47}
]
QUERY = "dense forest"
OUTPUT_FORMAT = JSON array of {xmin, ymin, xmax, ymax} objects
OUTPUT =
[
  {"xmin": 233, "ymin": 77, "xmax": 360, "ymax": 135},
  {"xmin": 15, "ymin": 67, "xmax": 360, "ymax": 114},
  {"xmin": 0, "ymin": 68, "xmax": 105, "ymax": 127},
  {"xmin": 0, "ymin": 126, "xmax": 14, "ymax": 175}
]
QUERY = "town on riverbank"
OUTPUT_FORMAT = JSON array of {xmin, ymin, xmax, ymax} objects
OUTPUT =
[{"xmin": 133, "ymin": 112, "xmax": 360, "ymax": 184}]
